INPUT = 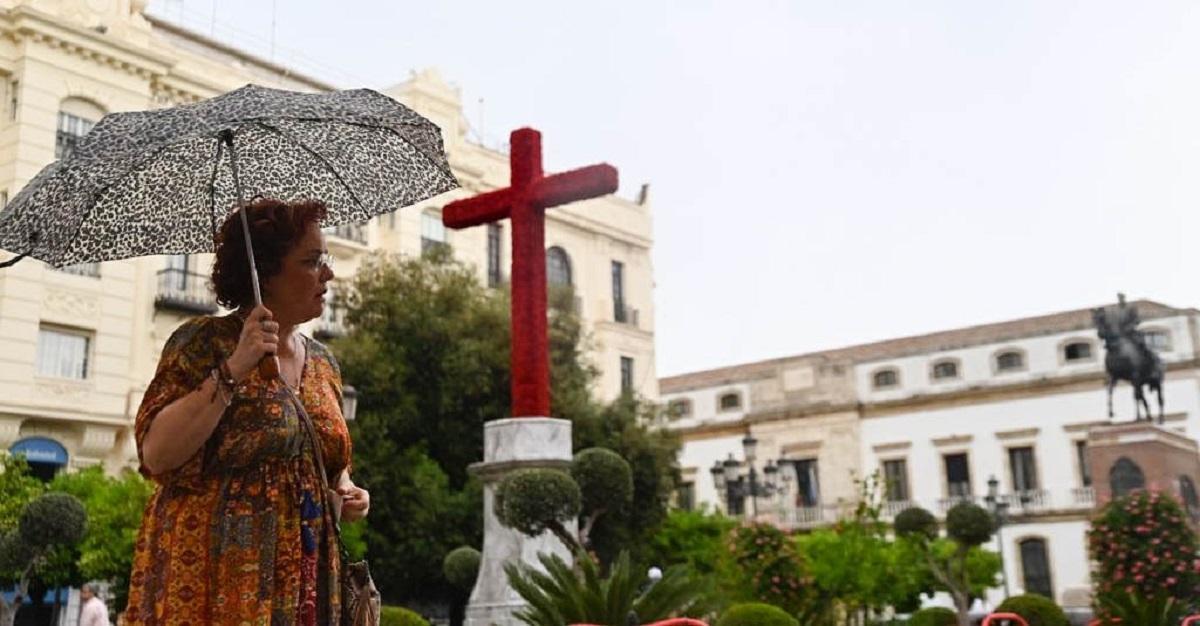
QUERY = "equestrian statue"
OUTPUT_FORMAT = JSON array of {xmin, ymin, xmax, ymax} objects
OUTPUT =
[{"xmin": 1092, "ymin": 293, "xmax": 1164, "ymax": 423}]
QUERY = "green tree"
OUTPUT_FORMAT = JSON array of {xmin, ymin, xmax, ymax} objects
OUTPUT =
[
  {"xmin": 894, "ymin": 504, "xmax": 1001, "ymax": 626},
  {"xmin": 0, "ymin": 492, "xmax": 87, "ymax": 626}
]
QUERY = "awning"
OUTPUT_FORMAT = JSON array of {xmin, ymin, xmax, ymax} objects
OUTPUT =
[{"xmin": 11, "ymin": 437, "xmax": 68, "ymax": 465}]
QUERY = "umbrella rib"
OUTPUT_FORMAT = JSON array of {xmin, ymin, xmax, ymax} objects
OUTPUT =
[
  {"xmin": 251, "ymin": 120, "xmax": 372, "ymax": 218},
  {"xmin": 208, "ymin": 136, "xmax": 225, "ymax": 247}
]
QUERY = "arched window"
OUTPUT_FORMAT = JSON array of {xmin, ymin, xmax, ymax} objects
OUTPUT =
[
  {"xmin": 56, "ymin": 97, "xmax": 104, "ymax": 159},
  {"xmin": 1019, "ymin": 538, "xmax": 1054, "ymax": 599},
  {"xmin": 872, "ymin": 368, "xmax": 899, "ymax": 389},
  {"xmin": 1063, "ymin": 341, "xmax": 1093, "ymax": 362},
  {"xmin": 995, "ymin": 350, "xmax": 1025, "ymax": 373},
  {"xmin": 1110, "ymin": 457, "xmax": 1146, "ymax": 498},
  {"xmin": 667, "ymin": 398, "xmax": 692, "ymax": 420},
  {"xmin": 1180, "ymin": 476, "xmax": 1200, "ymax": 521},
  {"xmin": 546, "ymin": 246, "xmax": 572, "ymax": 286},
  {"xmin": 931, "ymin": 360, "xmax": 959, "ymax": 381},
  {"xmin": 718, "ymin": 392, "xmax": 742, "ymax": 412}
]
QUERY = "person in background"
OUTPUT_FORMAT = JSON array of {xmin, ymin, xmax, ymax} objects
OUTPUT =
[{"xmin": 79, "ymin": 583, "xmax": 110, "ymax": 626}]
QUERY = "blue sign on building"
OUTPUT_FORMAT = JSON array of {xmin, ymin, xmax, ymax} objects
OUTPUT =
[{"xmin": 10, "ymin": 437, "xmax": 69, "ymax": 466}]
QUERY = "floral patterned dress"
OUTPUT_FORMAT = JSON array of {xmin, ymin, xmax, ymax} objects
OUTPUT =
[{"xmin": 125, "ymin": 314, "xmax": 351, "ymax": 626}]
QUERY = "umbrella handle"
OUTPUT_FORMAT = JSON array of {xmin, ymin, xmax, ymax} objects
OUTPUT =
[{"xmin": 260, "ymin": 355, "xmax": 280, "ymax": 379}]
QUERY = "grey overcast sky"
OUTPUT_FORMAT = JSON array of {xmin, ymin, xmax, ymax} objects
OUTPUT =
[{"xmin": 150, "ymin": 1, "xmax": 1200, "ymax": 377}]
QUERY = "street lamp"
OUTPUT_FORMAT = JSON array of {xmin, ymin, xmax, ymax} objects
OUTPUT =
[
  {"xmin": 341, "ymin": 384, "xmax": 359, "ymax": 422},
  {"xmin": 985, "ymin": 475, "xmax": 1010, "ymax": 600},
  {"xmin": 709, "ymin": 434, "xmax": 784, "ymax": 517}
]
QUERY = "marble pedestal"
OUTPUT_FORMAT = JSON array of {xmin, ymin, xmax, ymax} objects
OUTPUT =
[{"xmin": 465, "ymin": 417, "xmax": 575, "ymax": 626}]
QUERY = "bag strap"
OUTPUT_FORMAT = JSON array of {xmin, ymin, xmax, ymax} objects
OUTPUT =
[{"xmin": 282, "ymin": 382, "xmax": 350, "ymax": 559}]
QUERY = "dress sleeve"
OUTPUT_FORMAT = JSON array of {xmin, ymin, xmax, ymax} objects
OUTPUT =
[{"xmin": 135, "ymin": 317, "xmax": 218, "ymax": 488}]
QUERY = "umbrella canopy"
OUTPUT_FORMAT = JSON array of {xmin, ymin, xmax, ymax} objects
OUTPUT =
[{"xmin": 0, "ymin": 84, "xmax": 459, "ymax": 268}]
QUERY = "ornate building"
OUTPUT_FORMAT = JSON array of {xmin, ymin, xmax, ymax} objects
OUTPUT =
[
  {"xmin": 0, "ymin": 0, "xmax": 656, "ymax": 477},
  {"xmin": 662, "ymin": 299, "xmax": 1200, "ymax": 610}
]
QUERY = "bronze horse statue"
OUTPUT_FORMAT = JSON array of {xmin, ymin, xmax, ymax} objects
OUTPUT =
[{"xmin": 1092, "ymin": 305, "xmax": 1164, "ymax": 423}]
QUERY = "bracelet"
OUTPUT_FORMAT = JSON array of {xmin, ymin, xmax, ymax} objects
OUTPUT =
[
  {"xmin": 209, "ymin": 368, "xmax": 233, "ymax": 407},
  {"xmin": 217, "ymin": 358, "xmax": 238, "ymax": 387}
]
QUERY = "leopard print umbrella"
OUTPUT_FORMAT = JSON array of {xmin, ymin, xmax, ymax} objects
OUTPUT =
[{"xmin": 0, "ymin": 84, "xmax": 459, "ymax": 268}]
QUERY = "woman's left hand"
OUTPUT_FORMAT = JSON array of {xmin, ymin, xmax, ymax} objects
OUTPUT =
[{"xmin": 336, "ymin": 483, "xmax": 370, "ymax": 522}]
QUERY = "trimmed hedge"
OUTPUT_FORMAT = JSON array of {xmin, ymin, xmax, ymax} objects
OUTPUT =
[
  {"xmin": 495, "ymin": 469, "xmax": 581, "ymax": 536},
  {"xmin": 894, "ymin": 506, "xmax": 939, "ymax": 540},
  {"xmin": 715, "ymin": 602, "xmax": 798, "ymax": 626},
  {"xmin": 944, "ymin": 501, "xmax": 993, "ymax": 546},
  {"xmin": 908, "ymin": 606, "xmax": 957, "ymax": 626},
  {"xmin": 442, "ymin": 546, "xmax": 481, "ymax": 590},
  {"xmin": 995, "ymin": 594, "xmax": 1069, "ymax": 626},
  {"xmin": 572, "ymin": 447, "xmax": 633, "ymax": 513},
  {"xmin": 379, "ymin": 606, "xmax": 430, "ymax": 626}
]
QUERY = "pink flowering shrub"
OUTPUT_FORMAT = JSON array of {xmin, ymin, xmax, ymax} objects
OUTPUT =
[
  {"xmin": 726, "ymin": 522, "xmax": 809, "ymax": 615},
  {"xmin": 1088, "ymin": 489, "xmax": 1200, "ymax": 611}
]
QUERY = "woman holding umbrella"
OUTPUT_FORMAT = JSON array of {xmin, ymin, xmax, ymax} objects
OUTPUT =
[{"xmin": 126, "ymin": 198, "xmax": 369, "ymax": 626}]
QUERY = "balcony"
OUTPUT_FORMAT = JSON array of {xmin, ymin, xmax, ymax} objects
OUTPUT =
[
  {"xmin": 326, "ymin": 222, "xmax": 367, "ymax": 245},
  {"xmin": 155, "ymin": 269, "xmax": 218, "ymax": 315},
  {"xmin": 314, "ymin": 301, "xmax": 346, "ymax": 341},
  {"xmin": 54, "ymin": 262, "xmax": 100, "ymax": 278},
  {"xmin": 614, "ymin": 304, "xmax": 640, "ymax": 327}
]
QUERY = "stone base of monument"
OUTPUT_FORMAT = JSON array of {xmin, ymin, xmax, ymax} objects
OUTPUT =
[
  {"xmin": 1086, "ymin": 421, "xmax": 1200, "ymax": 522},
  {"xmin": 466, "ymin": 417, "xmax": 576, "ymax": 626}
]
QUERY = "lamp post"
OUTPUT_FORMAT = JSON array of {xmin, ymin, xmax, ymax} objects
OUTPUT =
[
  {"xmin": 341, "ymin": 384, "xmax": 358, "ymax": 422},
  {"xmin": 709, "ymin": 434, "xmax": 783, "ymax": 517},
  {"xmin": 985, "ymin": 475, "xmax": 1011, "ymax": 600}
]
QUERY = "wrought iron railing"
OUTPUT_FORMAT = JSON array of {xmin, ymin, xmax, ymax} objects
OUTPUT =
[
  {"xmin": 614, "ymin": 304, "xmax": 639, "ymax": 327},
  {"xmin": 326, "ymin": 222, "xmax": 366, "ymax": 244},
  {"xmin": 54, "ymin": 262, "xmax": 100, "ymax": 278},
  {"xmin": 155, "ymin": 269, "xmax": 217, "ymax": 314}
]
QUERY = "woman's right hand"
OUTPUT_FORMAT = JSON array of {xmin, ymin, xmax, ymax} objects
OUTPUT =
[{"xmin": 227, "ymin": 305, "xmax": 277, "ymax": 382}]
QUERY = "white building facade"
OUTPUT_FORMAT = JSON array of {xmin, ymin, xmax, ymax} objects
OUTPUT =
[{"xmin": 663, "ymin": 299, "xmax": 1200, "ymax": 610}]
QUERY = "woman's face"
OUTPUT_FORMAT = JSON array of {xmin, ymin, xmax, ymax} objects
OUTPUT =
[{"xmin": 262, "ymin": 222, "xmax": 334, "ymax": 325}]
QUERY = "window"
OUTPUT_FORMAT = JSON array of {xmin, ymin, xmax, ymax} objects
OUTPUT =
[
  {"xmin": 420, "ymin": 211, "xmax": 447, "ymax": 254},
  {"xmin": 487, "ymin": 224, "xmax": 502, "ymax": 287},
  {"xmin": 36, "ymin": 327, "xmax": 90, "ymax": 379},
  {"xmin": 56, "ymin": 111, "xmax": 97, "ymax": 160},
  {"xmin": 718, "ymin": 392, "xmax": 741, "ymax": 412},
  {"xmin": 791, "ymin": 459, "xmax": 821, "ymax": 507},
  {"xmin": 1076, "ymin": 441, "xmax": 1092, "ymax": 487},
  {"xmin": 1019, "ymin": 538, "xmax": 1054, "ymax": 599},
  {"xmin": 882, "ymin": 459, "xmax": 909, "ymax": 502},
  {"xmin": 675, "ymin": 482, "xmax": 695, "ymax": 511},
  {"xmin": 995, "ymin": 350, "xmax": 1025, "ymax": 373},
  {"xmin": 1009, "ymin": 446, "xmax": 1039, "ymax": 492},
  {"xmin": 8, "ymin": 79, "xmax": 17, "ymax": 121},
  {"xmin": 931, "ymin": 360, "xmax": 959, "ymax": 380},
  {"xmin": 872, "ymin": 368, "xmax": 899, "ymax": 389},
  {"xmin": 611, "ymin": 260, "xmax": 626, "ymax": 322},
  {"xmin": 943, "ymin": 453, "xmax": 972, "ymax": 497},
  {"xmin": 667, "ymin": 399, "xmax": 692, "ymax": 420},
  {"xmin": 1110, "ymin": 457, "xmax": 1145, "ymax": 498},
  {"xmin": 620, "ymin": 356, "xmax": 634, "ymax": 395},
  {"xmin": 1145, "ymin": 330, "xmax": 1171, "ymax": 352},
  {"xmin": 164, "ymin": 254, "xmax": 189, "ymax": 290},
  {"xmin": 546, "ymin": 246, "xmax": 572, "ymax": 287},
  {"xmin": 55, "ymin": 262, "xmax": 100, "ymax": 278},
  {"xmin": 1180, "ymin": 476, "xmax": 1200, "ymax": 521},
  {"xmin": 1063, "ymin": 341, "xmax": 1093, "ymax": 362}
]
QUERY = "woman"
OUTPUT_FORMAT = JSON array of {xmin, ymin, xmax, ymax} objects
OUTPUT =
[{"xmin": 126, "ymin": 198, "xmax": 370, "ymax": 625}]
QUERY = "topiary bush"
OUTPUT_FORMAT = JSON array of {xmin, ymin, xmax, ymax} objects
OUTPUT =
[
  {"xmin": 944, "ymin": 501, "xmax": 993, "ymax": 547},
  {"xmin": 19, "ymin": 492, "xmax": 86, "ymax": 547},
  {"xmin": 442, "ymin": 546, "xmax": 481, "ymax": 591},
  {"xmin": 995, "ymin": 594, "xmax": 1069, "ymax": 626},
  {"xmin": 571, "ymin": 447, "xmax": 633, "ymax": 514},
  {"xmin": 379, "ymin": 606, "xmax": 430, "ymax": 626},
  {"xmin": 495, "ymin": 469, "xmax": 581, "ymax": 537},
  {"xmin": 908, "ymin": 606, "xmax": 957, "ymax": 626},
  {"xmin": 894, "ymin": 506, "xmax": 938, "ymax": 540},
  {"xmin": 715, "ymin": 602, "xmax": 798, "ymax": 626},
  {"xmin": 1089, "ymin": 490, "xmax": 1200, "ymax": 610}
]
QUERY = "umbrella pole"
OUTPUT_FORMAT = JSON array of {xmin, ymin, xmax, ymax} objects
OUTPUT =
[{"xmin": 221, "ymin": 129, "xmax": 280, "ymax": 379}]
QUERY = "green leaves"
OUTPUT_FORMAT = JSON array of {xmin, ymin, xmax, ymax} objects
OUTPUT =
[{"xmin": 505, "ymin": 550, "xmax": 701, "ymax": 626}]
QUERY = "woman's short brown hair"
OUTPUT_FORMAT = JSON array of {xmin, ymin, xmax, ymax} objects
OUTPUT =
[{"xmin": 211, "ymin": 198, "xmax": 328, "ymax": 310}]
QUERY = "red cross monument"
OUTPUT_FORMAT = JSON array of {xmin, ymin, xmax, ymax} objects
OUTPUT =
[{"xmin": 444, "ymin": 127, "xmax": 618, "ymax": 417}]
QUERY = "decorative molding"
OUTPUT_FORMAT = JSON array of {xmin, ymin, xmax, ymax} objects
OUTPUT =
[
  {"xmin": 33, "ymin": 377, "xmax": 92, "ymax": 403},
  {"xmin": 872, "ymin": 441, "xmax": 912, "ymax": 454},
  {"xmin": 931, "ymin": 434, "xmax": 973, "ymax": 448},
  {"xmin": 996, "ymin": 427, "xmax": 1040, "ymax": 441},
  {"xmin": 1063, "ymin": 421, "xmax": 1108, "ymax": 434},
  {"xmin": 780, "ymin": 440, "xmax": 822, "ymax": 457},
  {"xmin": 43, "ymin": 288, "xmax": 101, "ymax": 320}
]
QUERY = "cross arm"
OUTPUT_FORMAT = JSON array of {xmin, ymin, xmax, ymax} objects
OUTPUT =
[
  {"xmin": 443, "ymin": 188, "xmax": 515, "ymax": 229},
  {"xmin": 531, "ymin": 164, "xmax": 619, "ymax": 209}
]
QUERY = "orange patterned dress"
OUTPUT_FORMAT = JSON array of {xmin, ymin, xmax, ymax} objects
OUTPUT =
[{"xmin": 125, "ymin": 314, "xmax": 351, "ymax": 626}]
